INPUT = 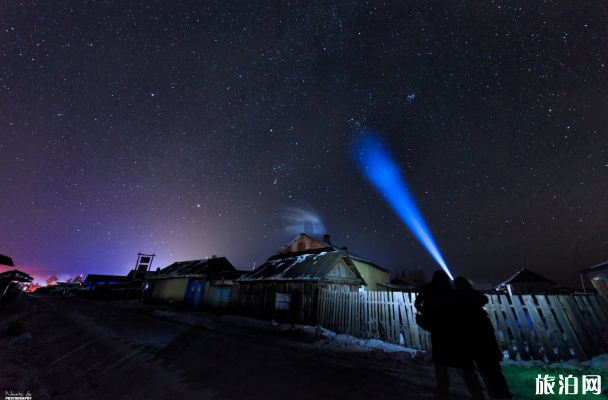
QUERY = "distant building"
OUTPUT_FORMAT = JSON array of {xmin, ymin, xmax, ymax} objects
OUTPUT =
[
  {"xmin": 146, "ymin": 256, "xmax": 238, "ymax": 309},
  {"xmin": 495, "ymin": 268, "xmax": 558, "ymax": 295},
  {"xmin": 83, "ymin": 273, "xmax": 133, "ymax": 285},
  {"xmin": 278, "ymin": 233, "xmax": 391, "ymax": 291},
  {"xmin": 580, "ymin": 261, "xmax": 608, "ymax": 303},
  {"xmin": 378, "ymin": 275, "xmax": 418, "ymax": 292},
  {"xmin": 0, "ymin": 269, "xmax": 33, "ymax": 305}
]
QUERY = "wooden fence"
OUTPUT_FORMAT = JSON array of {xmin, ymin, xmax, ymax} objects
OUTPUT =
[{"xmin": 316, "ymin": 290, "xmax": 608, "ymax": 361}]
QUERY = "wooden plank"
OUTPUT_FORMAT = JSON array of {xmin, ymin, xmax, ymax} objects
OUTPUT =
[
  {"xmin": 346, "ymin": 292, "xmax": 352, "ymax": 336},
  {"xmin": 536, "ymin": 295, "xmax": 572, "ymax": 360},
  {"xmin": 379, "ymin": 291, "xmax": 385, "ymax": 341},
  {"xmin": 320, "ymin": 290, "xmax": 327, "ymax": 327},
  {"xmin": 391, "ymin": 292, "xmax": 398, "ymax": 344},
  {"xmin": 374, "ymin": 291, "xmax": 380, "ymax": 340},
  {"xmin": 580, "ymin": 296, "xmax": 608, "ymax": 350},
  {"xmin": 484, "ymin": 296, "xmax": 502, "ymax": 355},
  {"xmin": 547, "ymin": 296, "xmax": 587, "ymax": 361},
  {"xmin": 391, "ymin": 292, "xmax": 400, "ymax": 344},
  {"xmin": 382, "ymin": 291, "xmax": 389, "ymax": 342},
  {"xmin": 510, "ymin": 295, "xmax": 541, "ymax": 360},
  {"xmin": 328, "ymin": 291, "xmax": 335, "ymax": 332},
  {"xmin": 355, "ymin": 292, "xmax": 361, "ymax": 337},
  {"xmin": 403, "ymin": 293, "xmax": 416, "ymax": 349},
  {"xmin": 574, "ymin": 296, "xmax": 605, "ymax": 353},
  {"xmin": 366, "ymin": 291, "xmax": 372, "ymax": 338},
  {"xmin": 588, "ymin": 296, "xmax": 608, "ymax": 328},
  {"xmin": 491, "ymin": 295, "xmax": 516, "ymax": 360},
  {"xmin": 499, "ymin": 295, "xmax": 529, "ymax": 360},
  {"xmin": 558, "ymin": 295, "xmax": 594, "ymax": 359},
  {"xmin": 397, "ymin": 293, "xmax": 412, "ymax": 348},
  {"xmin": 323, "ymin": 290, "xmax": 330, "ymax": 330},
  {"xmin": 411, "ymin": 292, "xmax": 423, "ymax": 349},
  {"xmin": 384, "ymin": 291, "xmax": 392, "ymax": 343},
  {"xmin": 522, "ymin": 295, "xmax": 557, "ymax": 362},
  {"xmin": 597, "ymin": 294, "xmax": 608, "ymax": 314}
]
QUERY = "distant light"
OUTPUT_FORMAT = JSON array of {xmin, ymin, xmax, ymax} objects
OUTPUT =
[{"xmin": 352, "ymin": 133, "xmax": 454, "ymax": 280}]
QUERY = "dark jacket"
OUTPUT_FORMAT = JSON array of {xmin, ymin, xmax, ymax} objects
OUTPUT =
[
  {"xmin": 416, "ymin": 284, "xmax": 475, "ymax": 370},
  {"xmin": 453, "ymin": 287, "xmax": 502, "ymax": 363}
]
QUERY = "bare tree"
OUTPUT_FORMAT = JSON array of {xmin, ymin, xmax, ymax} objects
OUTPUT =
[
  {"xmin": 25, "ymin": 283, "xmax": 41, "ymax": 292},
  {"xmin": 45, "ymin": 276, "xmax": 58, "ymax": 286}
]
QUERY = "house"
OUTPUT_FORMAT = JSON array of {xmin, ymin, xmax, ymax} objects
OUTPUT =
[
  {"xmin": 0, "ymin": 269, "xmax": 33, "ymax": 305},
  {"xmin": 146, "ymin": 256, "xmax": 237, "ymax": 309},
  {"xmin": 278, "ymin": 233, "xmax": 390, "ymax": 291},
  {"xmin": 495, "ymin": 268, "xmax": 558, "ymax": 295},
  {"xmin": 233, "ymin": 249, "xmax": 366, "ymax": 325},
  {"xmin": 83, "ymin": 274, "xmax": 133, "ymax": 285},
  {"xmin": 378, "ymin": 275, "xmax": 418, "ymax": 292},
  {"xmin": 580, "ymin": 261, "xmax": 608, "ymax": 302}
]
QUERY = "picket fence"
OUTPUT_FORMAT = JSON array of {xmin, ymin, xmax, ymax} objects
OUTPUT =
[{"xmin": 316, "ymin": 290, "xmax": 608, "ymax": 362}]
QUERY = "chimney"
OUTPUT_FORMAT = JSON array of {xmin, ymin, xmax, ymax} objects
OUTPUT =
[
  {"xmin": 323, "ymin": 234, "xmax": 331, "ymax": 245},
  {"xmin": 212, "ymin": 255, "xmax": 217, "ymax": 259},
  {"xmin": 156, "ymin": 267, "xmax": 160, "ymax": 272},
  {"xmin": 342, "ymin": 246, "xmax": 348, "ymax": 251}
]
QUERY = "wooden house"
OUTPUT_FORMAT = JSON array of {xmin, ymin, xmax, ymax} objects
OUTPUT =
[
  {"xmin": 146, "ymin": 256, "xmax": 237, "ymax": 309},
  {"xmin": 495, "ymin": 268, "xmax": 558, "ymax": 295},
  {"xmin": 233, "ymin": 249, "xmax": 366, "ymax": 325},
  {"xmin": 0, "ymin": 269, "xmax": 33, "ymax": 305},
  {"xmin": 580, "ymin": 261, "xmax": 608, "ymax": 303},
  {"xmin": 278, "ymin": 233, "xmax": 390, "ymax": 291}
]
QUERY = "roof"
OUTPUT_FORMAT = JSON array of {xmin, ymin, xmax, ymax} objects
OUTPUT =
[
  {"xmin": 0, "ymin": 254, "xmax": 15, "ymax": 267},
  {"xmin": 153, "ymin": 257, "xmax": 236, "ymax": 278},
  {"xmin": 378, "ymin": 283, "xmax": 417, "ymax": 291},
  {"xmin": 236, "ymin": 250, "xmax": 365, "ymax": 284},
  {"xmin": 579, "ymin": 260, "xmax": 608, "ymax": 274},
  {"xmin": 279, "ymin": 233, "xmax": 390, "ymax": 273},
  {"xmin": 0, "ymin": 269, "xmax": 33, "ymax": 282},
  {"xmin": 390, "ymin": 276, "xmax": 418, "ymax": 287},
  {"xmin": 83, "ymin": 274, "xmax": 132, "ymax": 284},
  {"xmin": 496, "ymin": 268, "xmax": 556, "ymax": 289}
]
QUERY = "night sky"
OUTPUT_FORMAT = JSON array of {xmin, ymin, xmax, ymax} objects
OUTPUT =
[{"xmin": 2, "ymin": 1, "xmax": 607, "ymax": 287}]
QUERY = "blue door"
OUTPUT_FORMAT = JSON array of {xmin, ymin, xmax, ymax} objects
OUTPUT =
[
  {"xmin": 184, "ymin": 278, "xmax": 205, "ymax": 310},
  {"xmin": 212, "ymin": 286, "xmax": 231, "ymax": 309}
]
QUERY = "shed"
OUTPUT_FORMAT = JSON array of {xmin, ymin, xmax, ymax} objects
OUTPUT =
[
  {"xmin": 495, "ymin": 268, "xmax": 557, "ymax": 295},
  {"xmin": 146, "ymin": 256, "xmax": 236, "ymax": 309},
  {"xmin": 233, "ymin": 249, "xmax": 366, "ymax": 325},
  {"xmin": 580, "ymin": 261, "xmax": 608, "ymax": 303},
  {"xmin": 0, "ymin": 269, "xmax": 33, "ymax": 305}
]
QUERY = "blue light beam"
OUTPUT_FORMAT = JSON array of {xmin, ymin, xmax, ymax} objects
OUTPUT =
[{"xmin": 353, "ymin": 133, "xmax": 454, "ymax": 280}]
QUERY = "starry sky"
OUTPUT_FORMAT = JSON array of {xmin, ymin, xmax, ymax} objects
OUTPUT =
[{"xmin": 1, "ymin": 0, "xmax": 607, "ymax": 287}]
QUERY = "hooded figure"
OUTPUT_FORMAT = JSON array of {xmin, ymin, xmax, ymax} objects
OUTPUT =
[
  {"xmin": 454, "ymin": 276, "xmax": 512, "ymax": 399},
  {"xmin": 415, "ymin": 271, "xmax": 483, "ymax": 400}
]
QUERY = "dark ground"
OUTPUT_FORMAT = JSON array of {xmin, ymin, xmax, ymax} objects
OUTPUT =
[{"xmin": 0, "ymin": 294, "xmax": 481, "ymax": 400}]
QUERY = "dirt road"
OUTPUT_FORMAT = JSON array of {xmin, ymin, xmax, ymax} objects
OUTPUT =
[{"xmin": 1, "ymin": 294, "xmax": 475, "ymax": 400}]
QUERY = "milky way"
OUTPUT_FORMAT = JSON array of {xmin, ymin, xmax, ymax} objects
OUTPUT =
[{"xmin": 1, "ymin": 1, "xmax": 607, "ymax": 286}]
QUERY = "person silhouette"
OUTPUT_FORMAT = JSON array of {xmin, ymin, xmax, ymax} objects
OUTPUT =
[
  {"xmin": 453, "ymin": 276, "xmax": 512, "ymax": 399},
  {"xmin": 415, "ymin": 271, "xmax": 484, "ymax": 400}
]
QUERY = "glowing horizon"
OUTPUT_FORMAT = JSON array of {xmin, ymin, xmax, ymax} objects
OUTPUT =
[{"xmin": 353, "ymin": 133, "xmax": 454, "ymax": 280}]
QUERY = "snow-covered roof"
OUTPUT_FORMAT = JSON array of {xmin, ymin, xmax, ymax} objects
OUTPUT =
[
  {"xmin": 279, "ymin": 233, "xmax": 389, "ymax": 273},
  {"xmin": 236, "ymin": 250, "xmax": 365, "ymax": 284},
  {"xmin": 495, "ymin": 268, "xmax": 556, "ymax": 290},
  {"xmin": 153, "ymin": 257, "xmax": 236, "ymax": 278}
]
